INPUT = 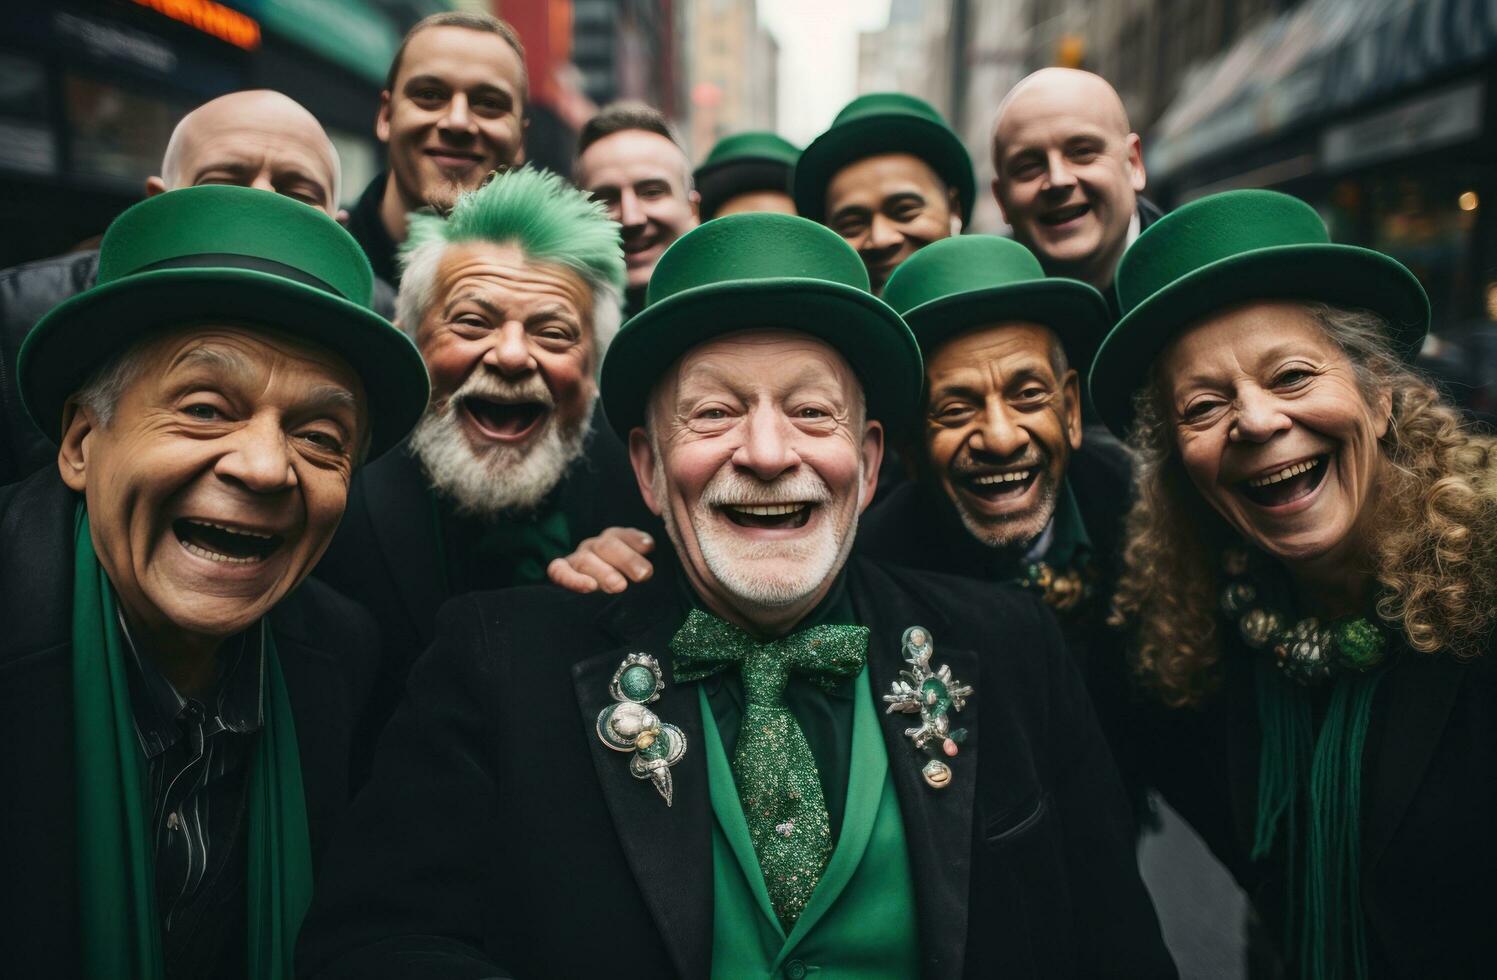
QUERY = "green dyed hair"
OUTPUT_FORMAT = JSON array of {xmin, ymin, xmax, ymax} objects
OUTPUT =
[{"xmin": 396, "ymin": 166, "xmax": 626, "ymax": 342}]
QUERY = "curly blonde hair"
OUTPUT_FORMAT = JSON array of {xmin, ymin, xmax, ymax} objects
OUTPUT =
[{"xmin": 1111, "ymin": 303, "xmax": 1497, "ymax": 708}]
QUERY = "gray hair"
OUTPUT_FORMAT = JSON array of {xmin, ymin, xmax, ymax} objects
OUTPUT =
[{"xmin": 71, "ymin": 342, "xmax": 153, "ymax": 428}]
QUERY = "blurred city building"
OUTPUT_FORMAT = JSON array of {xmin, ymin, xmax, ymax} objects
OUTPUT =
[
  {"xmin": 0, "ymin": 0, "xmax": 691, "ymax": 267},
  {"xmin": 858, "ymin": 0, "xmax": 1497, "ymax": 410},
  {"xmin": 681, "ymin": 0, "xmax": 778, "ymax": 161}
]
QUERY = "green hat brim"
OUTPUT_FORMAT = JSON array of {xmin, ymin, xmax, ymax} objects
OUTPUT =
[
  {"xmin": 902, "ymin": 279, "xmax": 1112, "ymax": 371},
  {"xmin": 793, "ymin": 115, "xmax": 976, "ymax": 225},
  {"xmin": 21, "ymin": 267, "xmax": 430, "ymax": 459},
  {"xmin": 601, "ymin": 278, "xmax": 922, "ymax": 438},
  {"xmin": 1089, "ymin": 243, "xmax": 1430, "ymax": 439}
]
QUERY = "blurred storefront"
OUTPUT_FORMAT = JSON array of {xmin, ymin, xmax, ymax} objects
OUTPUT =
[
  {"xmin": 0, "ymin": 0, "xmax": 417, "ymax": 268},
  {"xmin": 1147, "ymin": 0, "xmax": 1497, "ymax": 362}
]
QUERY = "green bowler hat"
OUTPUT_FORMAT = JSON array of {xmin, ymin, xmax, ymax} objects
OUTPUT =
[
  {"xmin": 792, "ymin": 92, "xmax": 976, "ymax": 225},
  {"xmin": 1089, "ymin": 189, "xmax": 1430, "ymax": 439},
  {"xmin": 882, "ymin": 235, "xmax": 1110, "ymax": 369},
  {"xmin": 697, "ymin": 130, "xmax": 801, "ymax": 173},
  {"xmin": 694, "ymin": 131, "xmax": 801, "ymax": 221},
  {"xmin": 600, "ymin": 212, "xmax": 922, "ymax": 437},
  {"xmin": 20, "ymin": 185, "xmax": 429, "ymax": 459}
]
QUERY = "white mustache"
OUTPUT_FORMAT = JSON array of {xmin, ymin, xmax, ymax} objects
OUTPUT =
[
  {"xmin": 701, "ymin": 470, "xmax": 832, "ymax": 508},
  {"xmin": 447, "ymin": 370, "xmax": 554, "ymax": 411}
]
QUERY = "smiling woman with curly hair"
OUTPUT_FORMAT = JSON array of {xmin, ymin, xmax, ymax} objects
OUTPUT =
[{"xmin": 1090, "ymin": 190, "xmax": 1497, "ymax": 980}]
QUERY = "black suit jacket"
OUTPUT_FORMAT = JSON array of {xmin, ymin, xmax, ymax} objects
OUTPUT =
[
  {"xmin": 0, "ymin": 468, "xmax": 380, "ymax": 978},
  {"xmin": 316, "ymin": 415, "xmax": 657, "ymax": 778},
  {"xmin": 297, "ymin": 559, "xmax": 1176, "ymax": 979},
  {"xmin": 858, "ymin": 434, "xmax": 1152, "ymax": 821},
  {"xmin": 1145, "ymin": 637, "xmax": 1497, "ymax": 978}
]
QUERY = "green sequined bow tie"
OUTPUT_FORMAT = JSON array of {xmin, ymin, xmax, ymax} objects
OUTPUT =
[
  {"xmin": 669, "ymin": 607, "xmax": 868, "ymax": 927},
  {"xmin": 671, "ymin": 607, "xmax": 869, "ymax": 691}
]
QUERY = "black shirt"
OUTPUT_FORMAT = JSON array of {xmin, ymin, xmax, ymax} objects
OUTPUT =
[
  {"xmin": 345, "ymin": 171, "xmax": 401, "ymax": 287},
  {"xmin": 122, "ymin": 615, "xmax": 265, "ymax": 980}
]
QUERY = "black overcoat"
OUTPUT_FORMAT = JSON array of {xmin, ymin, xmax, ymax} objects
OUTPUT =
[
  {"xmin": 858, "ymin": 433, "xmax": 1152, "ymax": 817},
  {"xmin": 0, "ymin": 468, "xmax": 380, "ymax": 978},
  {"xmin": 1144, "ymin": 633, "xmax": 1497, "ymax": 977},
  {"xmin": 296, "ymin": 559, "xmax": 1176, "ymax": 979}
]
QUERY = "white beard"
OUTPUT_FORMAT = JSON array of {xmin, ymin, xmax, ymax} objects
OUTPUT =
[
  {"xmin": 656, "ymin": 458, "xmax": 861, "ymax": 609},
  {"xmin": 954, "ymin": 473, "xmax": 1058, "ymax": 549},
  {"xmin": 409, "ymin": 372, "xmax": 595, "ymax": 517}
]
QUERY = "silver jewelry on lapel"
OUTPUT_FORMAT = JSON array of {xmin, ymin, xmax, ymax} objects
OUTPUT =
[
  {"xmin": 883, "ymin": 626, "xmax": 973, "ymax": 790},
  {"xmin": 596, "ymin": 653, "xmax": 687, "ymax": 806}
]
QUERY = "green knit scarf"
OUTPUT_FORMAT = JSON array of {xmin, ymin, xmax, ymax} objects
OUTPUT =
[
  {"xmin": 72, "ymin": 506, "xmax": 313, "ymax": 979},
  {"xmin": 1251, "ymin": 655, "xmax": 1387, "ymax": 980}
]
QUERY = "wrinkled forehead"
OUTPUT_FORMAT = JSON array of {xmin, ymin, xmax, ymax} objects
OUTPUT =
[
  {"xmin": 135, "ymin": 323, "xmax": 364, "ymax": 403},
  {"xmin": 1158, "ymin": 300, "xmax": 1339, "ymax": 390},
  {"xmin": 652, "ymin": 329, "xmax": 862, "ymax": 412},
  {"xmin": 179, "ymin": 110, "xmax": 337, "ymax": 181},
  {"xmin": 432, "ymin": 241, "xmax": 593, "ymax": 314},
  {"xmin": 928, "ymin": 322, "xmax": 1062, "ymax": 380}
]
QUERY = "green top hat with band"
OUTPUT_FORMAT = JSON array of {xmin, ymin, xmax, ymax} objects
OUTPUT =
[
  {"xmin": 1088, "ymin": 188, "xmax": 1430, "ymax": 439},
  {"xmin": 600, "ymin": 212, "xmax": 922, "ymax": 438},
  {"xmin": 792, "ymin": 93, "xmax": 976, "ymax": 225},
  {"xmin": 20, "ymin": 185, "xmax": 429, "ymax": 459},
  {"xmin": 882, "ymin": 235, "xmax": 1110, "ymax": 369},
  {"xmin": 694, "ymin": 131, "xmax": 801, "ymax": 221}
]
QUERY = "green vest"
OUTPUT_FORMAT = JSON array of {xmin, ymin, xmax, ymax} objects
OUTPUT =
[{"xmin": 700, "ymin": 668, "xmax": 921, "ymax": 979}]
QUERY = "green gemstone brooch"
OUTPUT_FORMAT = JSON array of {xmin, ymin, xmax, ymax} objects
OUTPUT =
[
  {"xmin": 596, "ymin": 653, "xmax": 687, "ymax": 806},
  {"xmin": 883, "ymin": 626, "xmax": 973, "ymax": 789}
]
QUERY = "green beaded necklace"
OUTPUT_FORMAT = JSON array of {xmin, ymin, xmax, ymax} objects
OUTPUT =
[{"xmin": 1217, "ymin": 547, "xmax": 1389, "ymax": 684}]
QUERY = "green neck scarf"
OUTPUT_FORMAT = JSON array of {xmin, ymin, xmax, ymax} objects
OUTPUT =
[
  {"xmin": 72, "ymin": 506, "xmax": 313, "ymax": 979},
  {"xmin": 1251, "ymin": 656, "xmax": 1387, "ymax": 980}
]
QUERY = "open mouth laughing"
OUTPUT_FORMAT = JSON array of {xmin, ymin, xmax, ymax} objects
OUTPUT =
[
  {"xmin": 718, "ymin": 502, "xmax": 816, "ymax": 530},
  {"xmin": 461, "ymin": 395, "xmax": 548, "ymax": 442},
  {"xmin": 962, "ymin": 467, "xmax": 1039, "ymax": 503},
  {"xmin": 1237, "ymin": 454, "xmax": 1330, "ymax": 508},
  {"xmin": 173, "ymin": 518, "xmax": 284, "ymax": 565}
]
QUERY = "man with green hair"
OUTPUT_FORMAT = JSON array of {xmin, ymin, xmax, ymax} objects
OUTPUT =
[{"xmin": 317, "ymin": 167, "xmax": 656, "ymax": 765}]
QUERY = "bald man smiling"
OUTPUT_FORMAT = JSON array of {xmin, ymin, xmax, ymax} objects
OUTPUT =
[
  {"xmin": 0, "ymin": 89, "xmax": 376, "ymax": 485},
  {"xmin": 990, "ymin": 69, "xmax": 1162, "ymax": 309}
]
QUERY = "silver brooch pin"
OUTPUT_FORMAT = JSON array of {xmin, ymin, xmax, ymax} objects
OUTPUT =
[
  {"xmin": 883, "ymin": 626, "xmax": 973, "ymax": 789},
  {"xmin": 596, "ymin": 653, "xmax": 687, "ymax": 806}
]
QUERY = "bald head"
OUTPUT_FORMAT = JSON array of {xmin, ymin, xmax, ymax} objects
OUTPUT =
[
  {"xmin": 151, "ymin": 90, "xmax": 342, "ymax": 215},
  {"xmin": 990, "ymin": 69, "xmax": 1145, "ymax": 289},
  {"xmin": 993, "ymin": 69, "xmax": 1131, "ymax": 154}
]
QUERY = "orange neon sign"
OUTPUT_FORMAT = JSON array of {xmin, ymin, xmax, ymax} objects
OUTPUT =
[{"xmin": 132, "ymin": 0, "xmax": 262, "ymax": 51}]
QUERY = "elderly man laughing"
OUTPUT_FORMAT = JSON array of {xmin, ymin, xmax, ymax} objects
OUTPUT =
[
  {"xmin": 298, "ymin": 214, "xmax": 1173, "ymax": 979},
  {"xmin": 0, "ymin": 186, "xmax": 428, "ymax": 978},
  {"xmin": 317, "ymin": 167, "xmax": 655, "ymax": 765}
]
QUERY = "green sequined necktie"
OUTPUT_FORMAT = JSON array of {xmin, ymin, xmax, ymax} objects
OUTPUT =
[{"xmin": 670, "ymin": 607, "xmax": 868, "ymax": 927}]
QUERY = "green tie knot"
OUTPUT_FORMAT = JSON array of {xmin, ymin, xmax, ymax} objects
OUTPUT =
[{"xmin": 671, "ymin": 608, "xmax": 867, "ymax": 702}]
